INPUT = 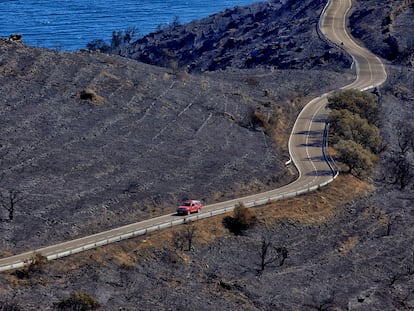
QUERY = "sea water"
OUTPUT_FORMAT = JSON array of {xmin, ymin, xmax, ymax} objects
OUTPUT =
[{"xmin": 0, "ymin": 0, "xmax": 259, "ymax": 51}]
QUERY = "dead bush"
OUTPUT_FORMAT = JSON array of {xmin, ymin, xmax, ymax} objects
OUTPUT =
[
  {"xmin": 223, "ymin": 203, "xmax": 257, "ymax": 235},
  {"xmin": 14, "ymin": 252, "xmax": 48, "ymax": 279},
  {"xmin": 173, "ymin": 222, "xmax": 197, "ymax": 251},
  {"xmin": 79, "ymin": 88, "xmax": 103, "ymax": 103},
  {"xmin": 54, "ymin": 291, "xmax": 100, "ymax": 310},
  {"xmin": 27, "ymin": 252, "xmax": 48, "ymax": 273}
]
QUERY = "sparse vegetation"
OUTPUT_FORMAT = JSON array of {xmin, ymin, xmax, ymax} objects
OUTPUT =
[
  {"xmin": 334, "ymin": 139, "xmax": 378, "ymax": 177},
  {"xmin": 382, "ymin": 121, "xmax": 414, "ymax": 189},
  {"xmin": 86, "ymin": 27, "xmax": 138, "ymax": 52},
  {"xmin": 117, "ymin": 0, "xmax": 351, "ymax": 72},
  {"xmin": 54, "ymin": 292, "xmax": 99, "ymax": 311}
]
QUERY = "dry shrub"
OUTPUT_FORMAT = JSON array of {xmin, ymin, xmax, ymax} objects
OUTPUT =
[
  {"xmin": 255, "ymin": 174, "xmax": 372, "ymax": 225},
  {"xmin": 223, "ymin": 203, "xmax": 257, "ymax": 235},
  {"xmin": 337, "ymin": 236, "xmax": 359, "ymax": 253},
  {"xmin": 79, "ymin": 88, "xmax": 103, "ymax": 103},
  {"xmin": 14, "ymin": 252, "xmax": 48, "ymax": 279},
  {"xmin": 28, "ymin": 252, "xmax": 47, "ymax": 272},
  {"xmin": 54, "ymin": 291, "xmax": 99, "ymax": 310}
]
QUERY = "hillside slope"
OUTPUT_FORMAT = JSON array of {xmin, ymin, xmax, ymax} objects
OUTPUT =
[
  {"xmin": 0, "ymin": 33, "xmax": 348, "ymax": 253},
  {"xmin": 1, "ymin": 0, "xmax": 413, "ymax": 309},
  {"xmin": 350, "ymin": 0, "xmax": 414, "ymax": 65},
  {"xmin": 118, "ymin": 0, "xmax": 351, "ymax": 72}
]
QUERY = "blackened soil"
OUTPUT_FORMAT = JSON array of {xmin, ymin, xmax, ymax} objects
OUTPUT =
[
  {"xmin": 0, "ymin": 0, "xmax": 413, "ymax": 310},
  {"xmin": 0, "ymin": 39, "xmax": 349, "ymax": 254}
]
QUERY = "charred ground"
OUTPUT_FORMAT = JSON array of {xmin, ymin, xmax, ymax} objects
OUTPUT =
[
  {"xmin": 0, "ymin": 0, "xmax": 357, "ymax": 255},
  {"xmin": 0, "ymin": 0, "xmax": 413, "ymax": 310},
  {"xmin": 117, "ymin": 0, "xmax": 351, "ymax": 72}
]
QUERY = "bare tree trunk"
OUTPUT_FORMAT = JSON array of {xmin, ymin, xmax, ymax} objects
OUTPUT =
[{"xmin": 1, "ymin": 190, "xmax": 20, "ymax": 221}]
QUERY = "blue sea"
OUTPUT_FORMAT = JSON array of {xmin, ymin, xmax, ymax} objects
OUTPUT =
[{"xmin": 0, "ymin": 0, "xmax": 258, "ymax": 51}]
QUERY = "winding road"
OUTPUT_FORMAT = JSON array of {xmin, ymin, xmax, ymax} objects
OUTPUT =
[{"xmin": 0, "ymin": 0, "xmax": 387, "ymax": 272}]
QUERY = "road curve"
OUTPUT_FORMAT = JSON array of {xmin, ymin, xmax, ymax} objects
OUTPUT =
[{"xmin": 0, "ymin": 0, "xmax": 387, "ymax": 272}]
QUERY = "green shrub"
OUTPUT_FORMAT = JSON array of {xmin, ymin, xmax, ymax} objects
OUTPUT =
[
  {"xmin": 334, "ymin": 140, "xmax": 378, "ymax": 177},
  {"xmin": 328, "ymin": 109, "xmax": 382, "ymax": 153},
  {"xmin": 327, "ymin": 89, "xmax": 380, "ymax": 126}
]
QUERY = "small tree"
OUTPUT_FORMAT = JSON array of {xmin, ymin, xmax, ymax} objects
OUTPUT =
[
  {"xmin": 384, "ymin": 153, "xmax": 413, "ymax": 190},
  {"xmin": 327, "ymin": 89, "xmax": 380, "ymax": 126},
  {"xmin": 171, "ymin": 16, "xmax": 181, "ymax": 28},
  {"xmin": 122, "ymin": 27, "xmax": 138, "ymax": 44},
  {"xmin": 395, "ymin": 121, "xmax": 414, "ymax": 154},
  {"xmin": 87, "ymin": 27, "xmax": 138, "ymax": 52},
  {"xmin": 328, "ymin": 110, "xmax": 382, "ymax": 152},
  {"xmin": 111, "ymin": 27, "xmax": 138, "ymax": 49},
  {"xmin": 276, "ymin": 246, "xmax": 289, "ymax": 266},
  {"xmin": 334, "ymin": 140, "xmax": 377, "ymax": 177},
  {"xmin": 258, "ymin": 235, "xmax": 278, "ymax": 271},
  {"xmin": 0, "ymin": 189, "xmax": 20, "ymax": 221},
  {"xmin": 382, "ymin": 121, "xmax": 414, "ymax": 189},
  {"xmin": 27, "ymin": 252, "xmax": 48, "ymax": 274},
  {"xmin": 111, "ymin": 30, "xmax": 123, "ymax": 49},
  {"xmin": 86, "ymin": 39, "xmax": 110, "ymax": 52},
  {"xmin": 257, "ymin": 235, "xmax": 289, "ymax": 272}
]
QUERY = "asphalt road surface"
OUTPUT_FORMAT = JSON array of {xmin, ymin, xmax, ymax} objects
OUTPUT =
[{"xmin": 0, "ymin": 0, "xmax": 387, "ymax": 272}]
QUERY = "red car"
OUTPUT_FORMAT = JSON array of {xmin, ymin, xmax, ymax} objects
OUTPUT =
[{"xmin": 177, "ymin": 200, "xmax": 202, "ymax": 215}]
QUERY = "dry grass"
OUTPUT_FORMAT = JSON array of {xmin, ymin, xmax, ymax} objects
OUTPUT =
[
  {"xmin": 100, "ymin": 70, "xmax": 121, "ymax": 81},
  {"xmin": 255, "ymin": 174, "xmax": 373, "ymax": 225},
  {"xmin": 1, "ymin": 174, "xmax": 370, "ymax": 285},
  {"xmin": 337, "ymin": 236, "xmax": 359, "ymax": 253},
  {"xmin": 38, "ymin": 174, "xmax": 372, "ymax": 275},
  {"xmin": 0, "ymin": 173, "xmax": 367, "ymax": 293}
]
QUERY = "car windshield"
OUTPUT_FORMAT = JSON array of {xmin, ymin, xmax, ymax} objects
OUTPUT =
[{"xmin": 182, "ymin": 202, "xmax": 191, "ymax": 206}]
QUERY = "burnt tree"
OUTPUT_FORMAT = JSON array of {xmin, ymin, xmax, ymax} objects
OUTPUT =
[
  {"xmin": 257, "ymin": 235, "xmax": 288, "ymax": 272},
  {"xmin": 173, "ymin": 222, "xmax": 197, "ymax": 251},
  {"xmin": 1, "ymin": 190, "xmax": 20, "ymax": 221}
]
